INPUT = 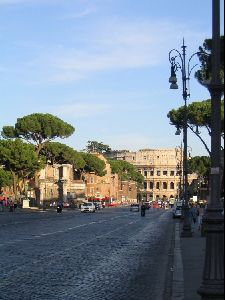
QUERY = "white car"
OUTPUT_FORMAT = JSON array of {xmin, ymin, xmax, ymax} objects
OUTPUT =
[
  {"xmin": 81, "ymin": 202, "xmax": 96, "ymax": 213},
  {"xmin": 173, "ymin": 206, "xmax": 182, "ymax": 218},
  {"xmin": 130, "ymin": 204, "xmax": 140, "ymax": 212}
]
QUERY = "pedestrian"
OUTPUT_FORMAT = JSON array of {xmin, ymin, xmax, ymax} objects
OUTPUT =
[
  {"xmin": 196, "ymin": 204, "xmax": 205, "ymax": 231},
  {"xmin": 141, "ymin": 203, "xmax": 146, "ymax": 217},
  {"xmin": 189, "ymin": 204, "xmax": 197, "ymax": 233},
  {"xmin": 0, "ymin": 201, "xmax": 4, "ymax": 212},
  {"xmin": 9, "ymin": 200, "xmax": 14, "ymax": 212}
]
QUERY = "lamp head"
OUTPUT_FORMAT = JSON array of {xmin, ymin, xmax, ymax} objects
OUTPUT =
[
  {"xmin": 170, "ymin": 82, "xmax": 179, "ymax": 89},
  {"xmin": 169, "ymin": 75, "xmax": 177, "ymax": 83},
  {"xmin": 175, "ymin": 128, "xmax": 182, "ymax": 136},
  {"xmin": 169, "ymin": 65, "xmax": 178, "ymax": 89}
]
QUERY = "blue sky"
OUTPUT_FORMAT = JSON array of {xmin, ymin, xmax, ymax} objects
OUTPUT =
[{"xmin": 0, "ymin": 0, "xmax": 224, "ymax": 156}]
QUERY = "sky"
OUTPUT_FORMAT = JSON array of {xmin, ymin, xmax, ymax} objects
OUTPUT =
[{"xmin": 0, "ymin": 0, "xmax": 224, "ymax": 156}]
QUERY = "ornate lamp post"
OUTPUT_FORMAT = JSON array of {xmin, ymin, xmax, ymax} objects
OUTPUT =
[
  {"xmin": 169, "ymin": 40, "xmax": 199, "ymax": 237},
  {"xmin": 198, "ymin": 0, "xmax": 224, "ymax": 299}
]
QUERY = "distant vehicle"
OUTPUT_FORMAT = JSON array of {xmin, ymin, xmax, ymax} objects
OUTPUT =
[
  {"xmin": 130, "ymin": 204, "xmax": 140, "ymax": 212},
  {"xmin": 173, "ymin": 206, "xmax": 182, "ymax": 218},
  {"xmin": 144, "ymin": 202, "xmax": 151, "ymax": 210},
  {"xmin": 152, "ymin": 202, "xmax": 159, "ymax": 209},
  {"xmin": 174, "ymin": 200, "xmax": 184, "ymax": 207},
  {"xmin": 81, "ymin": 202, "xmax": 96, "ymax": 213},
  {"xmin": 93, "ymin": 202, "xmax": 103, "ymax": 210}
]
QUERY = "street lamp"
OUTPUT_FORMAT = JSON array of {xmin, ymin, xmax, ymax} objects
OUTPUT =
[
  {"xmin": 169, "ymin": 39, "xmax": 199, "ymax": 237},
  {"xmin": 198, "ymin": 0, "xmax": 224, "ymax": 299}
]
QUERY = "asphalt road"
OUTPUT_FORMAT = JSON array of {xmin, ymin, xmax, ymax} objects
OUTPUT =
[{"xmin": 0, "ymin": 207, "xmax": 175, "ymax": 300}]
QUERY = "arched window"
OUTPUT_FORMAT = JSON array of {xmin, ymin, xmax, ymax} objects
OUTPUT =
[
  {"xmin": 163, "ymin": 182, "xmax": 167, "ymax": 189},
  {"xmin": 170, "ymin": 182, "xmax": 175, "ymax": 190}
]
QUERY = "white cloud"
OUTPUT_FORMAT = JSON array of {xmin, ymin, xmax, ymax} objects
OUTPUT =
[
  {"xmin": 1, "ymin": 17, "xmax": 208, "ymax": 85},
  {"xmin": 40, "ymin": 19, "xmax": 208, "ymax": 83},
  {"xmin": 53, "ymin": 103, "xmax": 112, "ymax": 118}
]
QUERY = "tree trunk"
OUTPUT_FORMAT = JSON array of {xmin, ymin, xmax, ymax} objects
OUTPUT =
[{"xmin": 11, "ymin": 171, "xmax": 18, "ymax": 200}]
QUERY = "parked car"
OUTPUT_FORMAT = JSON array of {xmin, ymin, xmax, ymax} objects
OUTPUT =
[
  {"xmin": 81, "ymin": 202, "xmax": 96, "ymax": 213},
  {"xmin": 130, "ymin": 204, "xmax": 140, "ymax": 212},
  {"xmin": 173, "ymin": 206, "xmax": 182, "ymax": 218}
]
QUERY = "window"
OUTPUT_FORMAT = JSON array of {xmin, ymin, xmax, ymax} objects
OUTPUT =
[
  {"xmin": 163, "ymin": 170, "xmax": 168, "ymax": 176},
  {"xmin": 156, "ymin": 182, "xmax": 160, "ymax": 190},
  {"xmin": 157, "ymin": 170, "xmax": 161, "ymax": 176},
  {"xmin": 170, "ymin": 182, "xmax": 175, "ymax": 190},
  {"xmin": 163, "ymin": 182, "xmax": 168, "ymax": 189},
  {"xmin": 150, "ymin": 169, "xmax": 154, "ymax": 176},
  {"xmin": 150, "ymin": 182, "xmax": 154, "ymax": 189},
  {"xmin": 170, "ymin": 170, "xmax": 175, "ymax": 176},
  {"xmin": 90, "ymin": 177, "xmax": 94, "ymax": 184},
  {"xmin": 144, "ymin": 182, "xmax": 147, "ymax": 190},
  {"xmin": 144, "ymin": 170, "xmax": 148, "ymax": 177}
]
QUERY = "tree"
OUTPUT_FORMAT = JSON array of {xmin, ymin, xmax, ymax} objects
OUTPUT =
[
  {"xmin": 108, "ymin": 160, "xmax": 144, "ymax": 186},
  {"xmin": 0, "ymin": 169, "xmax": 13, "ymax": 193},
  {"xmin": 0, "ymin": 139, "xmax": 43, "ymax": 198},
  {"xmin": 1, "ymin": 113, "xmax": 75, "ymax": 155},
  {"xmin": 80, "ymin": 153, "xmax": 106, "ymax": 177},
  {"xmin": 195, "ymin": 36, "xmax": 224, "ymax": 87},
  {"xmin": 167, "ymin": 99, "xmax": 224, "ymax": 155},
  {"xmin": 188, "ymin": 156, "xmax": 211, "ymax": 180},
  {"xmin": 188, "ymin": 156, "xmax": 211, "ymax": 198},
  {"xmin": 85, "ymin": 141, "xmax": 112, "ymax": 154},
  {"xmin": 40, "ymin": 142, "xmax": 85, "ymax": 170}
]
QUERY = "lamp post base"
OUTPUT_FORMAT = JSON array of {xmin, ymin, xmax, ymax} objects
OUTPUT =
[
  {"xmin": 180, "ymin": 225, "xmax": 192, "ymax": 237},
  {"xmin": 181, "ymin": 204, "xmax": 193, "ymax": 237},
  {"xmin": 198, "ymin": 282, "xmax": 224, "ymax": 300},
  {"xmin": 198, "ymin": 208, "xmax": 224, "ymax": 300}
]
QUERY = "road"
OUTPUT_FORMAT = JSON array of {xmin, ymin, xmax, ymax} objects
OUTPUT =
[{"xmin": 0, "ymin": 207, "xmax": 175, "ymax": 300}]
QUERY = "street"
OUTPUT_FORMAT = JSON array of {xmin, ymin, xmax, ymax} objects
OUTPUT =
[{"xmin": 0, "ymin": 208, "xmax": 175, "ymax": 300}]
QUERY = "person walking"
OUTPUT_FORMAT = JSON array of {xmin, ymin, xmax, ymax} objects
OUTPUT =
[
  {"xmin": 0, "ymin": 201, "xmax": 4, "ymax": 212},
  {"xmin": 196, "ymin": 204, "xmax": 205, "ymax": 231},
  {"xmin": 189, "ymin": 204, "xmax": 197, "ymax": 233},
  {"xmin": 141, "ymin": 203, "xmax": 146, "ymax": 217},
  {"xmin": 9, "ymin": 200, "xmax": 14, "ymax": 212}
]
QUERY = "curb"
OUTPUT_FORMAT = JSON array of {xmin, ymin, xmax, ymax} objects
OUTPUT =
[{"xmin": 171, "ymin": 223, "xmax": 184, "ymax": 300}]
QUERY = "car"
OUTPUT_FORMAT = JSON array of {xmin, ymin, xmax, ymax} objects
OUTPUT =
[
  {"xmin": 81, "ymin": 202, "xmax": 96, "ymax": 213},
  {"xmin": 63, "ymin": 202, "xmax": 70, "ymax": 208},
  {"xmin": 130, "ymin": 204, "xmax": 140, "ymax": 212},
  {"xmin": 93, "ymin": 202, "xmax": 103, "ymax": 210},
  {"xmin": 173, "ymin": 206, "xmax": 182, "ymax": 218}
]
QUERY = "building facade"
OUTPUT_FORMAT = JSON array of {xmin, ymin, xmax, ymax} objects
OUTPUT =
[
  {"xmin": 107, "ymin": 148, "xmax": 197, "ymax": 202},
  {"xmin": 28, "ymin": 154, "xmax": 137, "ymax": 205},
  {"xmin": 84, "ymin": 154, "xmax": 137, "ymax": 203}
]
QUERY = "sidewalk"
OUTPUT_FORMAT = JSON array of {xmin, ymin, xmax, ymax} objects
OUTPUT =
[{"xmin": 172, "ymin": 222, "xmax": 206, "ymax": 300}]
